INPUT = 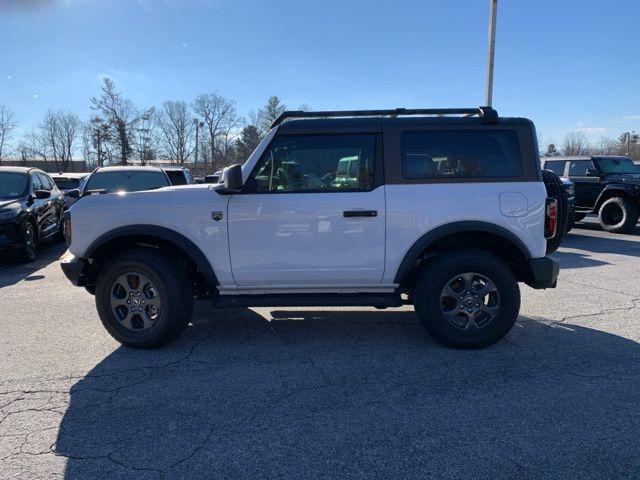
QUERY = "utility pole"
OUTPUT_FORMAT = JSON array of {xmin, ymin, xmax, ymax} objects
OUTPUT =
[
  {"xmin": 625, "ymin": 132, "xmax": 631, "ymax": 156},
  {"xmin": 484, "ymin": 0, "xmax": 498, "ymax": 107},
  {"xmin": 194, "ymin": 118, "xmax": 203, "ymax": 174}
]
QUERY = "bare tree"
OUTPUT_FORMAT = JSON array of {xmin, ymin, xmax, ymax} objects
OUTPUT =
[
  {"xmin": 192, "ymin": 92, "xmax": 239, "ymax": 170},
  {"xmin": 17, "ymin": 129, "xmax": 50, "ymax": 164},
  {"xmin": 590, "ymin": 136, "xmax": 617, "ymax": 156},
  {"xmin": 0, "ymin": 105, "xmax": 18, "ymax": 162},
  {"xmin": 133, "ymin": 107, "xmax": 157, "ymax": 165},
  {"xmin": 41, "ymin": 109, "xmax": 80, "ymax": 172},
  {"xmin": 90, "ymin": 77, "xmax": 152, "ymax": 165},
  {"xmin": 562, "ymin": 131, "xmax": 589, "ymax": 156},
  {"xmin": 157, "ymin": 101, "xmax": 194, "ymax": 164}
]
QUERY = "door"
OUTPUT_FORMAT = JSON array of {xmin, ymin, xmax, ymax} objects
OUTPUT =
[
  {"xmin": 568, "ymin": 159, "xmax": 601, "ymax": 207},
  {"xmin": 37, "ymin": 172, "xmax": 62, "ymax": 237},
  {"xmin": 228, "ymin": 133, "xmax": 385, "ymax": 287}
]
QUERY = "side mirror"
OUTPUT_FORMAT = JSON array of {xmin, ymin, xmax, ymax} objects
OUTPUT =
[
  {"xmin": 65, "ymin": 189, "xmax": 80, "ymax": 199},
  {"xmin": 217, "ymin": 164, "xmax": 243, "ymax": 194},
  {"xmin": 35, "ymin": 189, "xmax": 51, "ymax": 199},
  {"xmin": 586, "ymin": 168, "xmax": 600, "ymax": 177}
]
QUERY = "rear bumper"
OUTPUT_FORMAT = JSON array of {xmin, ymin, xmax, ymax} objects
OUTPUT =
[
  {"xmin": 60, "ymin": 251, "xmax": 89, "ymax": 286},
  {"xmin": 525, "ymin": 257, "xmax": 559, "ymax": 289}
]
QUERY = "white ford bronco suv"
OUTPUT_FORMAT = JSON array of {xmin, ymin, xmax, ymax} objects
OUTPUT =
[{"xmin": 61, "ymin": 107, "xmax": 566, "ymax": 349}]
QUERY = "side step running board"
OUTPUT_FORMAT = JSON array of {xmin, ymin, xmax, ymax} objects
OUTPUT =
[{"xmin": 212, "ymin": 293, "xmax": 403, "ymax": 309}]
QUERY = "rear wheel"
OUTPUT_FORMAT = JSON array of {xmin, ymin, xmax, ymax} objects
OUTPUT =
[
  {"xmin": 413, "ymin": 249, "xmax": 520, "ymax": 349},
  {"xmin": 18, "ymin": 222, "xmax": 37, "ymax": 262},
  {"xmin": 598, "ymin": 197, "xmax": 639, "ymax": 234},
  {"xmin": 95, "ymin": 249, "xmax": 194, "ymax": 348}
]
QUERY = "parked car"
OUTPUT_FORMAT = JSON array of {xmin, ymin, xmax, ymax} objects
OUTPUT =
[
  {"xmin": 542, "ymin": 156, "xmax": 640, "ymax": 233},
  {"xmin": 203, "ymin": 171, "xmax": 222, "ymax": 184},
  {"xmin": 162, "ymin": 167, "xmax": 193, "ymax": 186},
  {"xmin": 0, "ymin": 167, "xmax": 66, "ymax": 261},
  {"xmin": 66, "ymin": 166, "xmax": 171, "ymax": 201},
  {"xmin": 61, "ymin": 106, "xmax": 566, "ymax": 349},
  {"xmin": 558, "ymin": 176, "xmax": 575, "ymax": 228},
  {"xmin": 50, "ymin": 173, "xmax": 88, "ymax": 207}
]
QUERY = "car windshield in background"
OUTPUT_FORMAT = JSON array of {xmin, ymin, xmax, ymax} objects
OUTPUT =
[
  {"xmin": 85, "ymin": 171, "xmax": 169, "ymax": 193},
  {"xmin": 165, "ymin": 170, "xmax": 187, "ymax": 185},
  {"xmin": 0, "ymin": 173, "xmax": 28, "ymax": 199},
  {"xmin": 595, "ymin": 157, "xmax": 640, "ymax": 174},
  {"xmin": 53, "ymin": 177, "xmax": 80, "ymax": 190}
]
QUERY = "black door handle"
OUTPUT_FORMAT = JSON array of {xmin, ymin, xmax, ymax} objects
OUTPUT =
[{"xmin": 343, "ymin": 210, "xmax": 378, "ymax": 218}]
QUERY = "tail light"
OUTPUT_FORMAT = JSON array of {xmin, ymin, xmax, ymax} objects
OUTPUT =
[
  {"xmin": 63, "ymin": 211, "xmax": 72, "ymax": 246},
  {"xmin": 545, "ymin": 198, "xmax": 558, "ymax": 239}
]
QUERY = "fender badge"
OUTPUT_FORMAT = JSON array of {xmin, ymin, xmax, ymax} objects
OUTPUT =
[{"xmin": 211, "ymin": 211, "xmax": 223, "ymax": 221}]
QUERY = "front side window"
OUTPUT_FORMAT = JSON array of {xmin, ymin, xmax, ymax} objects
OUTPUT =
[
  {"xmin": 568, "ymin": 160, "xmax": 594, "ymax": 176},
  {"xmin": 402, "ymin": 130, "xmax": 522, "ymax": 179},
  {"xmin": 594, "ymin": 157, "xmax": 639, "ymax": 174},
  {"xmin": 0, "ymin": 173, "xmax": 28, "ymax": 200},
  {"xmin": 85, "ymin": 171, "xmax": 170, "ymax": 193},
  {"xmin": 544, "ymin": 161, "xmax": 566, "ymax": 176},
  {"xmin": 31, "ymin": 173, "xmax": 43, "ymax": 193},
  {"xmin": 248, "ymin": 134, "xmax": 376, "ymax": 193},
  {"xmin": 37, "ymin": 173, "xmax": 54, "ymax": 191}
]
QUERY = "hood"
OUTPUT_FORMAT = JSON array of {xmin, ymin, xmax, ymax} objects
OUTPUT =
[
  {"xmin": 0, "ymin": 199, "xmax": 21, "ymax": 211},
  {"xmin": 605, "ymin": 173, "xmax": 640, "ymax": 184}
]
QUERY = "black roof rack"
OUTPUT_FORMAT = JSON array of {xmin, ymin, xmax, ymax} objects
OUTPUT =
[{"xmin": 270, "ymin": 106, "xmax": 498, "ymax": 128}]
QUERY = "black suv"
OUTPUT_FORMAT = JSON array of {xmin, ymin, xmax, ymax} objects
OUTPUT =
[
  {"xmin": 543, "ymin": 156, "xmax": 640, "ymax": 233},
  {"xmin": 0, "ymin": 167, "xmax": 66, "ymax": 261}
]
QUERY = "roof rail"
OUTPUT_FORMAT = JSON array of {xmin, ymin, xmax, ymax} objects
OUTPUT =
[{"xmin": 270, "ymin": 106, "xmax": 498, "ymax": 128}]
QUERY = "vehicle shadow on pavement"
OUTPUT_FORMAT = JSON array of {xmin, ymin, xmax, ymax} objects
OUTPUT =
[
  {"xmin": 552, "ymin": 229, "xmax": 640, "ymax": 269},
  {"xmin": 55, "ymin": 305, "xmax": 640, "ymax": 479},
  {"xmin": 0, "ymin": 242, "xmax": 66, "ymax": 289}
]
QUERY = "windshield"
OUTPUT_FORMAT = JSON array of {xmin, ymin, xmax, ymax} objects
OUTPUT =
[
  {"xmin": 85, "ymin": 171, "xmax": 169, "ymax": 193},
  {"xmin": 595, "ymin": 157, "xmax": 640, "ymax": 174},
  {"xmin": 0, "ymin": 173, "xmax": 28, "ymax": 200},
  {"xmin": 53, "ymin": 177, "xmax": 81, "ymax": 190}
]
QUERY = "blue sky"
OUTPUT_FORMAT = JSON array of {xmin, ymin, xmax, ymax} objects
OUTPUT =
[{"xmin": 1, "ymin": 0, "xmax": 639, "ymax": 147}]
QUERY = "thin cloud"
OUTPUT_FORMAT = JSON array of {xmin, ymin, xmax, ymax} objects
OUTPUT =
[
  {"xmin": 575, "ymin": 127, "xmax": 607, "ymax": 134},
  {"xmin": 622, "ymin": 115, "xmax": 640, "ymax": 121}
]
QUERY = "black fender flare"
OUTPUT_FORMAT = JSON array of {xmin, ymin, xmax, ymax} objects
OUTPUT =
[
  {"xmin": 393, "ymin": 221, "xmax": 532, "ymax": 285},
  {"xmin": 594, "ymin": 184, "xmax": 640, "ymax": 210},
  {"xmin": 85, "ymin": 224, "xmax": 218, "ymax": 287}
]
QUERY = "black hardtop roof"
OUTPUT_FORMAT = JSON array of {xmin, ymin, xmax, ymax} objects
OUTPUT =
[{"xmin": 274, "ymin": 107, "xmax": 534, "ymax": 134}]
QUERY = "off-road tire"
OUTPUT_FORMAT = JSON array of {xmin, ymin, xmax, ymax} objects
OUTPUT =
[
  {"xmin": 413, "ymin": 249, "xmax": 521, "ymax": 349},
  {"xmin": 542, "ymin": 170, "xmax": 569, "ymax": 254},
  {"xmin": 598, "ymin": 197, "xmax": 639, "ymax": 234},
  {"xmin": 18, "ymin": 221, "xmax": 37, "ymax": 262},
  {"xmin": 95, "ymin": 249, "xmax": 194, "ymax": 348}
]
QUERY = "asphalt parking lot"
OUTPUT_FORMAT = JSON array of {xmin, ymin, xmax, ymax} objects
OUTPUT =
[{"xmin": 1, "ymin": 217, "xmax": 639, "ymax": 480}]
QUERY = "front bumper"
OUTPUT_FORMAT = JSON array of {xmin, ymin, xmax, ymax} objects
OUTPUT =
[
  {"xmin": 0, "ymin": 221, "xmax": 20, "ymax": 249},
  {"xmin": 525, "ymin": 257, "xmax": 559, "ymax": 289},
  {"xmin": 60, "ymin": 251, "xmax": 89, "ymax": 286}
]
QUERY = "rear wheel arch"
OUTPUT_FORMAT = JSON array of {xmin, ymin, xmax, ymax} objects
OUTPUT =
[
  {"xmin": 84, "ymin": 225, "xmax": 218, "ymax": 295},
  {"xmin": 394, "ymin": 222, "xmax": 532, "ymax": 289},
  {"xmin": 595, "ymin": 186, "xmax": 640, "ymax": 212}
]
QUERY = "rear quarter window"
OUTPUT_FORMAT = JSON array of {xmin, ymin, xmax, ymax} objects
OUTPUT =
[
  {"xmin": 543, "ymin": 161, "xmax": 566, "ymax": 176},
  {"xmin": 402, "ymin": 130, "xmax": 522, "ymax": 179}
]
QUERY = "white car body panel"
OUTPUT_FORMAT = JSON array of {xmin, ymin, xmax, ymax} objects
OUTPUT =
[
  {"xmin": 227, "ymin": 186, "xmax": 386, "ymax": 286},
  {"xmin": 382, "ymin": 182, "xmax": 546, "ymax": 284}
]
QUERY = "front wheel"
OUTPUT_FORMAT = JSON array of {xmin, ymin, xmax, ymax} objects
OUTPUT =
[
  {"xmin": 413, "ymin": 249, "xmax": 521, "ymax": 349},
  {"xmin": 95, "ymin": 249, "xmax": 194, "ymax": 348},
  {"xmin": 598, "ymin": 197, "xmax": 639, "ymax": 234},
  {"xmin": 18, "ymin": 222, "xmax": 37, "ymax": 262}
]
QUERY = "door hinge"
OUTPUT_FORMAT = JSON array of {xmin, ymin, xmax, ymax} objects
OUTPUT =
[{"xmin": 211, "ymin": 211, "xmax": 223, "ymax": 221}]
